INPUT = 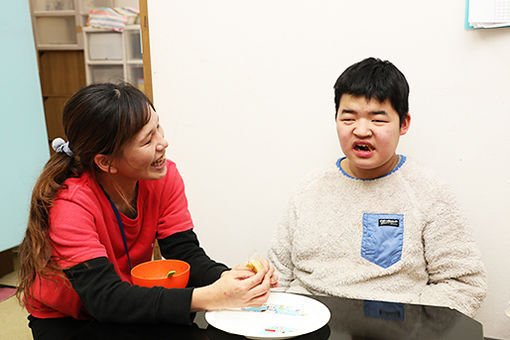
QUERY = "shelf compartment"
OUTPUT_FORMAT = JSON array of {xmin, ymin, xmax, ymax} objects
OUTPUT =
[
  {"xmin": 89, "ymin": 65, "xmax": 124, "ymax": 84},
  {"xmin": 127, "ymin": 65, "xmax": 144, "ymax": 92},
  {"xmin": 81, "ymin": 0, "xmax": 115, "ymax": 14},
  {"xmin": 126, "ymin": 29, "xmax": 142, "ymax": 61},
  {"xmin": 35, "ymin": 16, "xmax": 77, "ymax": 45},
  {"xmin": 87, "ymin": 31, "xmax": 123, "ymax": 60}
]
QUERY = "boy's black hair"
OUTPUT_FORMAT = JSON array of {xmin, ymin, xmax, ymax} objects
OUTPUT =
[{"xmin": 334, "ymin": 57, "xmax": 409, "ymax": 126}]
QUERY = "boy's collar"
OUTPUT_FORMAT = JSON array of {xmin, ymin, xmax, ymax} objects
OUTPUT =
[{"xmin": 336, "ymin": 155, "xmax": 406, "ymax": 181}]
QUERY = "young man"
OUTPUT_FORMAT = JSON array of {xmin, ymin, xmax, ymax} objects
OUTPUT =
[{"xmin": 268, "ymin": 57, "xmax": 487, "ymax": 317}]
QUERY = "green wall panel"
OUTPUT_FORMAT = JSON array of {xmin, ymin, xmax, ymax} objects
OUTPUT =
[{"xmin": 0, "ymin": 1, "xmax": 49, "ymax": 251}]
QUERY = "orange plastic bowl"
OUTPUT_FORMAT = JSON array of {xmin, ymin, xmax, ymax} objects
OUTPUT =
[{"xmin": 131, "ymin": 259, "xmax": 190, "ymax": 289}]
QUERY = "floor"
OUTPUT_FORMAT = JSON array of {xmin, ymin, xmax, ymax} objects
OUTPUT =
[{"xmin": 0, "ymin": 255, "xmax": 32, "ymax": 340}]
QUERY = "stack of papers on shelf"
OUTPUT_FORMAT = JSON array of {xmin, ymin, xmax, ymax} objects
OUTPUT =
[{"xmin": 466, "ymin": 0, "xmax": 510, "ymax": 28}]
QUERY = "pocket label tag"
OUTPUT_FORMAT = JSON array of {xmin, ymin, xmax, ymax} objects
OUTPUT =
[{"xmin": 378, "ymin": 218, "xmax": 400, "ymax": 227}]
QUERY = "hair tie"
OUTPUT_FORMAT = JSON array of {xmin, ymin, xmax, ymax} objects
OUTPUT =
[{"xmin": 52, "ymin": 138, "xmax": 74, "ymax": 157}]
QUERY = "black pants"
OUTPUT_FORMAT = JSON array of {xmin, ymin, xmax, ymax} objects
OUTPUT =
[
  {"xmin": 28, "ymin": 315, "xmax": 214, "ymax": 340},
  {"xmin": 28, "ymin": 315, "xmax": 97, "ymax": 340}
]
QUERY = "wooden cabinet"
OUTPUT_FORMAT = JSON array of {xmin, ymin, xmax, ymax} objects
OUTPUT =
[
  {"xmin": 29, "ymin": 0, "xmax": 142, "ymax": 149},
  {"xmin": 37, "ymin": 50, "xmax": 86, "ymax": 144},
  {"xmin": 29, "ymin": 0, "xmax": 88, "ymax": 148},
  {"xmin": 38, "ymin": 50, "xmax": 86, "ymax": 96}
]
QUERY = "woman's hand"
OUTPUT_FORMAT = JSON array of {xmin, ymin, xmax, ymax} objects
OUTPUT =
[
  {"xmin": 191, "ymin": 264, "xmax": 271, "ymax": 311},
  {"xmin": 223, "ymin": 258, "xmax": 278, "ymax": 288},
  {"xmin": 253, "ymin": 258, "xmax": 279, "ymax": 289}
]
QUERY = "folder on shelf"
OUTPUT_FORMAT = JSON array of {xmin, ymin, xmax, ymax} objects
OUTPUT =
[{"xmin": 466, "ymin": 0, "xmax": 510, "ymax": 29}]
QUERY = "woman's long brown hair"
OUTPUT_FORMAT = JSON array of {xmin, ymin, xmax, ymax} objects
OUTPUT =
[{"xmin": 17, "ymin": 83, "xmax": 153, "ymax": 307}]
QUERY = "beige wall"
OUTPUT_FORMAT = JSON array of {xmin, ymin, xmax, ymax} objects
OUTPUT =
[{"xmin": 147, "ymin": 1, "xmax": 510, "ymax": 338}]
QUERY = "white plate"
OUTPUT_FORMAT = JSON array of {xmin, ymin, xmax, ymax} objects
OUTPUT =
[{"xmin": 205, "ymin": 292, "xmax": 331, "ymax": 339}]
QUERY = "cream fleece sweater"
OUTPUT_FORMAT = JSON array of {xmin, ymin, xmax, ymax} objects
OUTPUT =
[{"xmin": 269, "ymin": 156, "xmax": 487, "ymax": 317}]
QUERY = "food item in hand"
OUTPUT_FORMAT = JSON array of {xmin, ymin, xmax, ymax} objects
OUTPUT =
[
  {"xmin": 246, "ymin": 259, "xmax": 265, "ymax": 273},
  {"xmin": 166, "ymin": 270, "xmax": 176, "ymax": 278}
]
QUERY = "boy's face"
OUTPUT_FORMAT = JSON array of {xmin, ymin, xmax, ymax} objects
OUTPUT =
[{"xmin": 336, "ymin": 94, "xmax": 410, "ymax": 179}]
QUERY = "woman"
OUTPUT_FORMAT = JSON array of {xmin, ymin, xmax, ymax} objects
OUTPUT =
[{"xmin": 17, "ymin": 83, "xmax": 276, "ymax": 337}]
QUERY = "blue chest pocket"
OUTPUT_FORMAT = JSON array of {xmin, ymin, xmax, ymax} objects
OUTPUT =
[{"xmin": 361, "ymin": 213, "xmax": 403, "ymax": 268}]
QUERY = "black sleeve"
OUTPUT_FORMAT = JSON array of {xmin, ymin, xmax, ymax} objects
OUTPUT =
[
  {"xmin": 158, "ymin": 229, "xmax": 229, "ymax": 287},
  {"xmin": 63, "ymin": 257, "xmax": 194, "ymax": 324}
]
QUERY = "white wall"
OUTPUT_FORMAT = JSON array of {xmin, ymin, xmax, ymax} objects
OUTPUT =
[{"xmin": 147, "ymin": 1, "xmax": 510, "ymax": 338}]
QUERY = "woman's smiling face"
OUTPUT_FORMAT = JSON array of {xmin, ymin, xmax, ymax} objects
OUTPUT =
[
  {"xmin": 336, "ymin": 94, "xmax": 410, "ymax": 179},
  {"xmin": 111, "ymin": 108, "xmax": 169, "ymax": 183}
]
